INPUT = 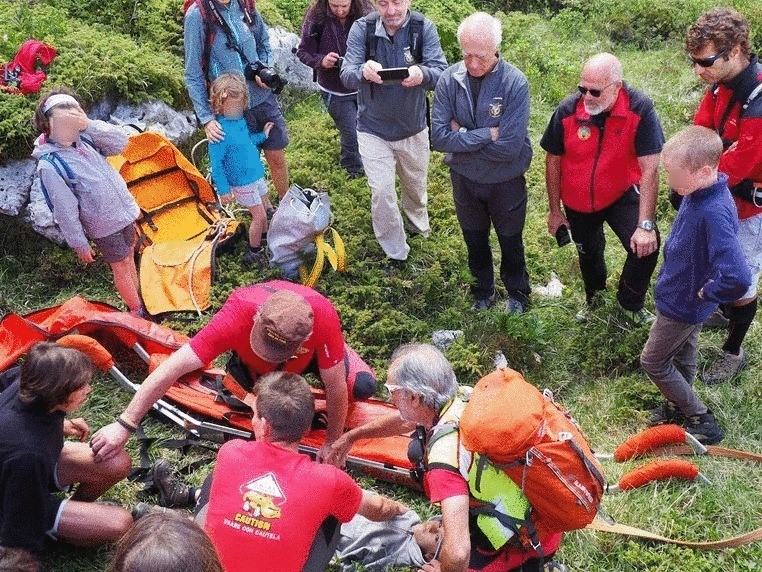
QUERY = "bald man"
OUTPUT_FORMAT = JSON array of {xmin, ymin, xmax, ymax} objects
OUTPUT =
[
  {"xmin": 541, "ymin": 53, "xmax": 665, "ymax": 326},
  {"xmin": 432, "ymin": 12, "xmax": 532, "ymax": 314}
]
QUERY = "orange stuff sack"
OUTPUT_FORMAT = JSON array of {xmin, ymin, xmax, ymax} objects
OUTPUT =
[{"xmin": 459, "ymin": 368, "xmax": 605, "ymax": 533}]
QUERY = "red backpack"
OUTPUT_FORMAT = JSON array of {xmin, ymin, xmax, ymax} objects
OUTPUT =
[
  {"xmin": 182, "ymin": 0, "xmax": 258, "ymax": 77},
  {"xmin": 459, "ymin": 368, "xmax": 605, "ymax": 534}
]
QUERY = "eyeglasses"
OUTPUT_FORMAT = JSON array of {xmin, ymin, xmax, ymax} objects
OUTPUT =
[
  {"xmin": 578, "ymin": 81, "xmax": 616, "ymax": 98},
  {"xmin": 689, "ymin": 49, "xmax": 729, "ymax": 68},
  {"xmin": 384, "ymin": 383, "xmax": 404, "ymax": 396}
]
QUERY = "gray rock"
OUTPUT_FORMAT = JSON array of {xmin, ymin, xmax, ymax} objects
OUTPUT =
[
  {"xmin": 431, "ymin": 330, "xmax": 463, "ymax": 352},
  {"xmin": 23, "ymin": 175, "xmax": 65, "ymax": 244},
  {"xmin": 268, "ymin": 27, "xmax": 318, "ymax": 93},
  {"xmin": 0, "ymin": 159, "xmax": 36, "ymax": 217},
  {"xmin": 109, "ymin": 99, "xmax": 198, "ymax": 144}
]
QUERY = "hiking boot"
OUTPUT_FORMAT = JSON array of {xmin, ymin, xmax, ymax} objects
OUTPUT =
[
  {"xmin": 702, "ymin": 348, "xmax": 746, "ymax": 385},
  {"xmin": 505, "ymin": 296, "xmax": 527, "ymax": 316},
  {"xmin": 702, "ymin": 308, "xmax": 729, "ymax": 330},
  {"xmin": 153, "ymin": 460, "xmax": 194, "ymax": 508},
  {"xmin": 242, "ymin": 247, "xmax": 268, "ymax": 268},
  {"xmin": 619, "ymin": 306, "xmax": 656, "ymax": 328},
  {"xmin": 647, "ymin": 400, "xmax": 686, "ymax": 426},
  {"xmin": 473, "ymin": 292, "xmax": 496, "ymax": 311},
  {"xmin": 684, "ymin": 410, "xmax": 724, "ymax": 445}
]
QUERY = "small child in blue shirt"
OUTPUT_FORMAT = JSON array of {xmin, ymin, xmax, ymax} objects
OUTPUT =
[
  {"xmin": 208, "ymin": 73, "xmax": 273, "ymax": 267},
  {"xmin": 640, "ymin": 126, "xmax": 751, "ymax": 444}
]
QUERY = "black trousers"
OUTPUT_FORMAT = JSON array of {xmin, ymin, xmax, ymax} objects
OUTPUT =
[
  {"xmin": 565, "ymin": 187, "xmax": 660, "ymax": 311},
  {"xmin": 451, "ymin": 171, "xmax": 531, "ymax": 303}
]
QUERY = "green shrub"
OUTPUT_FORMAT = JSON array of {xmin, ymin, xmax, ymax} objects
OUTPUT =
[
  {"xmin": 0, "ymin": 2, "xmax": 185, "ymax": 161},
  {"xmin": 414, "ymin": 0, "xmax": 477, "ymax": 63},
  {"xmin": 559, "ymin": 0, "xmax": 760, "ymax": 49}
]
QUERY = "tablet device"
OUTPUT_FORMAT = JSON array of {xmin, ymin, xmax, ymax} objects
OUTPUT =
[{"xmin": 378, "ymin": 67, "xmax": 410, "ymax": 83}]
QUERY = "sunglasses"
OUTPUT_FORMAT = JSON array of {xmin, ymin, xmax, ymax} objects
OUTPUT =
[
  {"xmin": 689, "ymin": 49, "xmax": 729, "ymax": 68},
  {"xmin": 578, "ymin": 81, "xmax": 616, "ymax": 98}
]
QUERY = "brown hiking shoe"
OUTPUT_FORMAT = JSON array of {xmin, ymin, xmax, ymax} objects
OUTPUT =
[
  {"xmin": 153, "ymin": 460, "xmax": 193, "ymax": 508},
  {"xmin": 702, "ymin": 348, "xmax": 746, "ymax": 385}
]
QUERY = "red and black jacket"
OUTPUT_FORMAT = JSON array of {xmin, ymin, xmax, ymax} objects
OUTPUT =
[
  {"xmin": 541, "ymin": 84, "xmax": 665, "ymax": 214},
  {"xmin": 694, "ymin": 54, "xmax": 762, "ymax": 220}
]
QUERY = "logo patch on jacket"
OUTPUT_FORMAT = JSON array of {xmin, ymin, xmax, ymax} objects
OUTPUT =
[
  {"xmin": 577, "ymin": 125, "xmax": 591, "ymax": 140},
  {"xmin": 489, "ymin": 98, "xmax": 504, "ymax": 118}
]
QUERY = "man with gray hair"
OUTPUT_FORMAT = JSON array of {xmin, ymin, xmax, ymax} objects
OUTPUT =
[
  {"xmin": 326, "ymin": 343, "xmax": 563, "ymax": 572},
  {"xmin": 432, "ymin": 12, "xmax": 533, "ymax": 314},
  {"xmin": 340, "ymin": 0, "xmax": 448, "ymax": 263},
  {"xmin": 541, "ymin": 53, "xmax": 665, "ymax": 326}
]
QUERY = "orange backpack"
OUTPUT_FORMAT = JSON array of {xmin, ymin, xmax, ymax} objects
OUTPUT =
[{"xmin": 459, "ymin": 368, "xmax": 605, "ymax": 534}]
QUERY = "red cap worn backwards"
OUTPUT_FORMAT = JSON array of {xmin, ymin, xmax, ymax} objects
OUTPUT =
[{"xmin": 250, "ymin": 291, "xmax": 314, "ymax": 363}]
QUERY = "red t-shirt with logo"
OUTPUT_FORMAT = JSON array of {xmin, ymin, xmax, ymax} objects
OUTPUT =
[
  {"xmin": 189, "ymin": 281, "xmax": 345, "ymax": 377},
  {"xmin": 204, "ymin": 439, "xmax": 363, "ymax": 572}
]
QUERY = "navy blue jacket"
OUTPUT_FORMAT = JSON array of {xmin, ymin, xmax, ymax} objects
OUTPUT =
[
  {"xmin": 655, "ymin": 174, "xmax": 751, "ymax": 324},
  {"xmin": 431, "ymin": 56, "xmax": 532, "ymax": 184}
]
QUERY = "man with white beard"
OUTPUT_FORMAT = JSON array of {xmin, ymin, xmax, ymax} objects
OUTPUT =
[{"xmin": 541, "ymin": 53, "xmax": 665, "ymax": 326}]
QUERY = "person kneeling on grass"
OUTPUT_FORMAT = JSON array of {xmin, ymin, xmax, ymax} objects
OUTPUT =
[
  {"xmin": 32, "ymin": 88, "xmax": 149, "ymax": 320},
  {"xmin": 0, "ymin": 342, "xmax": 132, "ymax": 556},
  {"xmin": 208, "ymin": 73, "xmax": 274, "ymax": 268},
  {"xmin": 641, "ymin": 126, "xmax": 751, "ymax": 444},
  {"xmin": 148, "ymin": 371, "xmax": 409, "ymax": 572}
]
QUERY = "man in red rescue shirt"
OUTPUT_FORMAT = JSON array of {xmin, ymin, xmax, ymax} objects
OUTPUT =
[
  {"xmin": 687, "ymin": 8, "xmax": 762, "ymax": 384},
  {"xmin": 541, "ymin": 53, "xmax": 665, "ymax": 326},
  {"xmin": 90, "ymin": 280, "xmax": 377, "ymax": 465},
  {"xmin": 203, "ymin": 372, "xmax": 408, "ymax": 572}
]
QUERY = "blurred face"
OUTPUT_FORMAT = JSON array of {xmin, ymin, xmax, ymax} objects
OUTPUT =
[
  {"xmin": 377, "ymin": 0, "xmax": 411, "ymax": 34},
  {"xmin": 47, "ymin": 103, "xmax": 88, "ymax": 137},
  {"xmin": 460, "ymin": 32, "xmax": 499, "ymax": 78},
  {"xmin": 663, "ymin": 156, "xmax": 713, "ymax": 196},
  {"xmin": 328, "ymin": 0, "xmax": 351, "ymax": 21},
  {"xmin": 689, "ymin": 42, "xmax": 737, "ymax": 85},
  {"xmin": 579, "ymin": 66, "xmax": 621, "ymax": 116},
  {"xmin": 412, "ymin": 519, "xmax": 443, "ymax": 560},
  {"xmin": 220, "ymin": 89, "xmax": 247, "ymax": 118},
  {"xmin": 58, "ymin": 382, "xmax": 91, "ymax": 413}
]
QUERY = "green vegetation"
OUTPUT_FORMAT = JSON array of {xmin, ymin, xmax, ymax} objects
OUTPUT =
[{"xmin": 1, "ymin": 0, "xmax": 760, "ymax": 570}]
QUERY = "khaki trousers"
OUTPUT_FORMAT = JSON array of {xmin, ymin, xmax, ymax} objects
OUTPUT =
[{"xmin": 357, "ymin": 129, "xmax": 430, "ymax": 260}]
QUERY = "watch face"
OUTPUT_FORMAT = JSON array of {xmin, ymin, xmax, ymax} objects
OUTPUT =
[{"xmin": 640, "ymin": 221, "xmax": 654, "ymax": 231}]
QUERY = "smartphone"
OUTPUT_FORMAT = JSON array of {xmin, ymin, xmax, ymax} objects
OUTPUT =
[
  {"xmin": 556, "ymin": 224, "xmax": 572, "ymax": 247},
  {"xmin": 378, "ymin": 67, "xmax": 410, "ymax": 83}
]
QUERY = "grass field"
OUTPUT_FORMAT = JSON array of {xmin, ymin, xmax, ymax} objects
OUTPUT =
[{"xmin": 1, "ymin": 33, "xmax": 760, "ymax": 572}]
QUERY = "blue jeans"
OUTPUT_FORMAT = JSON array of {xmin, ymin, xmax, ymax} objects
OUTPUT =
[{"xmin": 320, "ymin": 91, "xmax": 362, "ymax": 172}]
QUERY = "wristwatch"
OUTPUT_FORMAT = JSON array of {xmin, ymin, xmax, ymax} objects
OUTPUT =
[{"xmin": 638, "ymin": 220, "xmax": 655, "ymax": 231}]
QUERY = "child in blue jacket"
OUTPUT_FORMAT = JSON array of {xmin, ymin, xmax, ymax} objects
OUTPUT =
[
  {"xmin": 208, "ymin": 73, "xmax": 273, "ymax": 267},
  {"xmin": 641, "ymin": 126, "xmax": 751, "ymax": 444}
]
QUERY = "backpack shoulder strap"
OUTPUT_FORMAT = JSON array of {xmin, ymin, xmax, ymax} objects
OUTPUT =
[
  {"xmin": 408, "ymin": 11, "xmax": 425, "ymax": 63},
  {"xmin": 195, "ymin": 0, "xmax": 217, "ymax": 77},
  {"xmin": 365, "ymin": 12, "xmax": 379, "ymax": 61},
  {"xmin": 742, "ymin": 81, "xmax": 762, "ymax": 112},
  {"xmin": 38, "ymin": 151, "xmax": 78, "ymax": 210}
]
